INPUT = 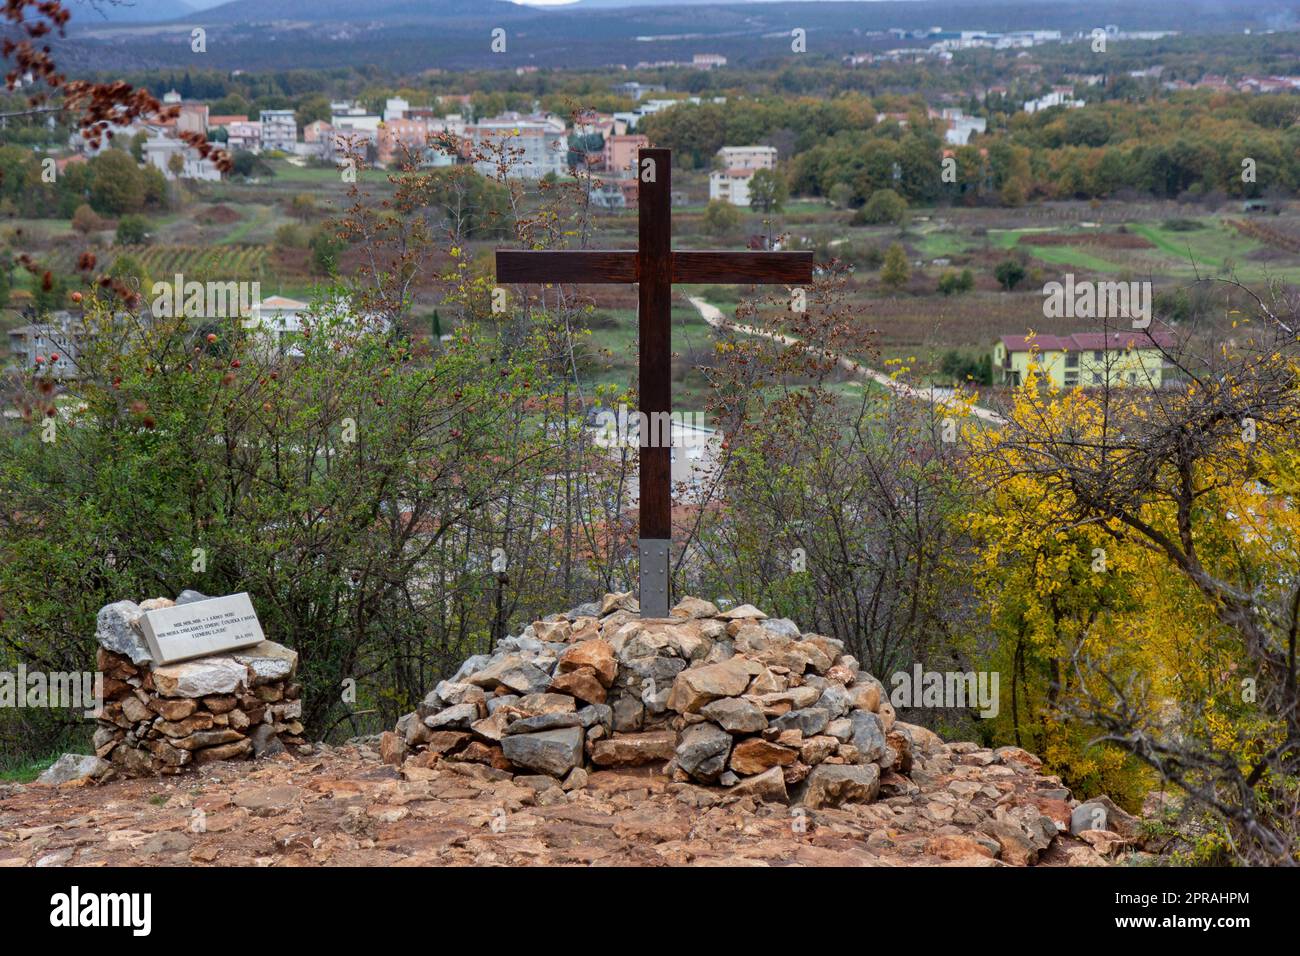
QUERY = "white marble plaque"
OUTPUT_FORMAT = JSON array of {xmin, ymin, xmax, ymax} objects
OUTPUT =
[{"xmin": 137, "ymin": 592, "xmax": 266, "ymax": 665}]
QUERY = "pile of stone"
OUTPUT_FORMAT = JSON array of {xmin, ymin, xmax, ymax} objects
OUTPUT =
[
  {"xmin": 385, "ymin": 594, "xmax": 922, "ymax": 808},
  {"xmin": 93, "ymin": 593, "xmax": 306, "ymax": 777}
]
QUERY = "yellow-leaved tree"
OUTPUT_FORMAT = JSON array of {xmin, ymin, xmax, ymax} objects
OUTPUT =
[{"xmin": 966, "ymin": 298, "xmax": 1300, "ymax": 865}]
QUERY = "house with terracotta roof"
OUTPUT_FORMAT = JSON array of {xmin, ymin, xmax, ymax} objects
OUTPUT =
[{"xmin": 992, "ymin": 326, "xmax": 1177, "ymax": 389}]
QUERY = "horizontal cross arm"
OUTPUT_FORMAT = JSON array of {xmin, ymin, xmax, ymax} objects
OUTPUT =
[
  {"xmin": 495, "ymin": 249, "xmax": 815, "ymax": 286},
  {"xmin": 496, "ymin": 250, "xmax": 637, "ymax": 284},
  {"xmin": 672, "ymin": 251, "xmax": 814, "ymax": 284}
]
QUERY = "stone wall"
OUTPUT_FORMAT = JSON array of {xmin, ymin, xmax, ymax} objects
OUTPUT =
[
  {"xmin": 386, "ymin": 594, "xmax": 923, "ymax": 808},
  {"xmin": 94, "ymin": 595, "xmax": 306, "ymax": 776}
]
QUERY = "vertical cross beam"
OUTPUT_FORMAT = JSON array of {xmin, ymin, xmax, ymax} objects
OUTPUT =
[{"xmin": 637, "ymin": 147, "xmax": 672, "ymax": 618}]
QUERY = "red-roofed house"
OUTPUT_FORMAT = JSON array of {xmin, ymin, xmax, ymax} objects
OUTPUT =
[{"xmin": 992, "ymin": 325, "xmax": 1177, "ymax": 388}]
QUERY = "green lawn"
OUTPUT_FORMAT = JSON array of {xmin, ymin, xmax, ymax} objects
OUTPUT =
[
  {"xmin": 1127, "ymin": 220, "xmax": 1300, "ymax": 283},
  {"xmin": 0, "ymin": 752, "xmax": 61, "ymax": 783},
  {"xmin": 914, "ymin": 231, "xmax": 975, "ymax": 258},
  {"xmin": 979, "ymin": 219, "xmax": 1300, "ymax": 285}
]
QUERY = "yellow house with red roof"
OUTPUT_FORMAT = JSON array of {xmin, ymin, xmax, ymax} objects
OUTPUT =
[{"xmin": 992, "ymin": 326, "xmax": 1176, "ymax": 389}]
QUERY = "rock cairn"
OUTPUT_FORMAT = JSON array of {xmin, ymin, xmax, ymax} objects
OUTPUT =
[
  {"xmin": 386, "ymin": 594, "xmax": 921, "ymax": 808},
  {"xmin": 93, "ymin": 593, "xmax": 305, "ymax": 777}
]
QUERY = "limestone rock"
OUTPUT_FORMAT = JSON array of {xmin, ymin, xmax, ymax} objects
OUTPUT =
[
  {"xmin": 155, "ymin": 713, "xmax": 215, "ymax": 738},
  {"xmin": 468, "ymin": 655, "xmax": 552, "ymax": 695},
  {"xmin": 799, "ymin": 763, "xmax": 880, "ymax": 809},
  {"xmin": 590, "ymin": 730, "xmax": 677, "ymax": 767},
  {"xmin": 799, "ymin": 735, "xmax": 840, "ymax": 766},
  {"xmin": 1070, "ymin": 797, "xmax": 1140, "ymax": 839},
  {"xmin": 232, "ymin": 641, "xmax": 298, "ymax": 685},
  {"xmin": 549, "ymin": 666, "xmax": 607, "ymax": 704},
  {"xmin": 728, "ymin": 765, "xmax": 789, "ymax": 804},
  {"xmin": 979, "ymin": 819, "xmax": 1041, "ymax": 866},
  {"xmin": 666, "ymin": 658, "xmax": 753, "ymax": 713},
  {"xmin": 717, "ymin": 604, "xmax": 767, "ymax": 620},
  {"xmin": 671, "ymin": 596, "xmax": 719, "ymax": 619},
  {"xmin": 148, "ymin": 698, "xmax": 197, "ymax": 721},
  {"xmin": 730, "ymin": 738, "xmax": 798, "ymax": 775},
  {"xmin": 815, "ymin": 683, "xmax": 853, "ymax": 718},
  {"xmin": 847, "ymin": 678, "xmax": 882, "ymax": 713},
  {"xmin": 700, "ymin": 696, "xmax": 767, "ymax": 733},
  {"xmin": 95, "ymin": 601, "xmax": 152, "ymax": 666},
  {"xmin": 515, "ymin": 693, "xmax": 577, "ymax": 716},
  {"xmin": 172, "ymin": 729, "xmax": 246, "ymax": 751},
  {"xmin": 771, "ymin": 707, "xmax": 830, "ymax": 737},
  {"xmin": 760, "ymin": 618, "xmax": 801, "ymax": 640},
  {"xmin": 249, "ymin": 724, "xmax": 286, "ymax": 758},
  {"xmin": 423, "ymin": 702, "xmax": 479, "ymax": 731},
  {"xmin": 611, "ymin": 694, "xmax": 645, "ymax": 732},
  {"xmin": 893, "ymin": 720, "xmax": 943, "ymax": 753},
  {"xmin": 192, "ymin": 738, "xmax": 253, "ymax": 764},
  {"xmin": 557, "ymin": 639, "xmax": 618, "ymax": 687},
  {"xmin": 36, "ymin": 754, "xmax": 113, "ymax": 786},
  {"xmin": 151, "ymin": 657, "xmax": 248, "ymax": 698},
  {"xmin": 675, "ymin": 721, "xmax": 732, "ymax": 783},
  {"xmin": 503, "ymin": 711, "xmax": 583, "ymax": 735},
  {"xmin": 501, "ymin": 726, "xmax": 585, "ymax": 777},
  {"xmin": 600, "ymin": 592, "xmax": 639, "ymax": 615},
  {"xmin": 848, "ymin": 709, "xmax": 887, "ymax": 763},
  {"xmin": 120, "ymin": 696, "xmax": 152, "ymax": 723}
]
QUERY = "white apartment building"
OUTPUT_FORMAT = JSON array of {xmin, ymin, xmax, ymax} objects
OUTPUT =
[
  {"xmin": 709, "ymin": 169, "xmax": 756, "ymax": 206},
  {"xmin": 468, "ymin": 119, "xmax": 568, "ymax": 179},
  {"xmin": 258, "ymin": 110, "xmax": 298, "ymax": 152},
  {"xmin": 716, "ymin": 146, "xmax": 777, "ymax": 172},
  {"xmin": 144, "ymin": 136, "xmax": 222, "ymax": 181}
]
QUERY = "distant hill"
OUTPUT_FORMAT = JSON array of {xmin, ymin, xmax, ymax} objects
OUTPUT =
[
  {"xmin": 68, "ymin": 0, "xmax": 196, "ymax": 21},
  {"xmin": 186, "ymin": 0, "xmax": 528, "ymax": 23},
  {"xmin": 57, "ymin": 0, "xmax": 1299, "ymax": 74}
]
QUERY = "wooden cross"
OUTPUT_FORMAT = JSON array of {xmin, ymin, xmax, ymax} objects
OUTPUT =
[{"xmin": 496, "ymin": 147, "xmax": 813, "ymax": 617}]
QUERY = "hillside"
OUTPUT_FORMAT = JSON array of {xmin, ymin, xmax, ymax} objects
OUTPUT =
[{"xmin": 58, "ymin": 0, "xmax": 1297, "ymax": 72}]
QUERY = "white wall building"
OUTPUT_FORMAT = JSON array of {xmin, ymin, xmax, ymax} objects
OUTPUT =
[
  {"xmin": 709, "ymin": 168, "xmax": 756, "ymax": 206},
  {"xmin": 384, "ymin": 98, "xmax": 410, "ymax": 122},
  {"xmin": 716, "ymin": 146, "xmax": 777, "ymax": 172},
  {"xmin": 468, "ymin": 119, "xmax": 568, "ymax": 179},
  {"xmin": 941, "ymin": 110, "xmax": 988, "ymax": 145},
  {"xmin": 144, "ymin": 136, "xmax": 223, "ymax": 181},
  {"xmin": 1023, "ymin": 91, "xmax": 1084, "ymax": 113},
  {"xmin": 259, "ymin": 110, "xmax": 298, "ymax": 152},
  {"xmin": 242, "ymin": 296, "xmax": 390, "ymax": 358}
]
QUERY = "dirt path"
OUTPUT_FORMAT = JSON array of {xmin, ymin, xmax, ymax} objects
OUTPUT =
[{"xmin": 685, "ymin": 295, "xmax": 1007, "ymax": 426}]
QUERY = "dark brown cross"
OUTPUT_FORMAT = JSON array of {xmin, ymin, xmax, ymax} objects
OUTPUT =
[{"xmin": 496, "ymin": 147, "xmax": 813, "ymax": 617}]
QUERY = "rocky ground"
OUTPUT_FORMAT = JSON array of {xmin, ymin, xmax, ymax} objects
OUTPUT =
[{"xmin": 0, "ymin": 735, "xmax": 1137, "ymax": 867}]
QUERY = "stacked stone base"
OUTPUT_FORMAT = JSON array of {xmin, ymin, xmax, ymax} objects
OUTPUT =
[
  {"xmin": 94, "ymin": 596, "xmax": 306, "ymax": 777},
  {"xmin": 386, "ymin": 594, "xmax": 921, "ymax": 809}
]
